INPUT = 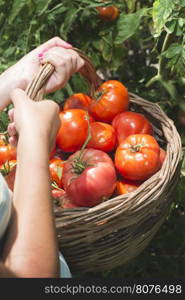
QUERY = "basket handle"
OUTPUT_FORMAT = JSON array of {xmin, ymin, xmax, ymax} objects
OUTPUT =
[{"xmin": 25, "ymin": 48, "xmax": 102, "ymax": 101}]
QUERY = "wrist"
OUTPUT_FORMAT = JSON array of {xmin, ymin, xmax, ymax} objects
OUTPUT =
[
  {"xmin": 0, "ymin": 68, "xmax": 26, "ymax": 110},
  {"xmin": 17, "ymin": 133, "xmax": 50, "ymax": 162}
]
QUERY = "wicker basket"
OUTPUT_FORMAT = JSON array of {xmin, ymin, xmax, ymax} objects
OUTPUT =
[{"xmin": 26, "ymin": 49, "xmax": 183, "ymax": 274}]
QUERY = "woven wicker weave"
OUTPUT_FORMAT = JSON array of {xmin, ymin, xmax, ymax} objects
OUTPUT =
[{"xmin": 26, "ymin": 49, "xmax": 182, "ymax": 274}]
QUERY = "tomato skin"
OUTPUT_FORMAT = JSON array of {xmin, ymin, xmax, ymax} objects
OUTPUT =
[
  {"xmin": 97, "ymin": 6, "xmax": 119, "ymax": 21},
  {"xmin": 51, "ymin": 189, "xmax": 78, "ymax": 209},
  {"xmin": 60, "ymin": 194, "xmax": 79, "ymax": 209},
  {"xmin": 115, "ymin": 134, "xmax": 160, "ymax": 181},
  {"xmin": 56, "ymin": 109, "xmax": 94, "ymax": 152},
  {"xmin": 63, "ymin": 93, "xmax": 92, "ymax": 111},
  {"xmin": 87, "ymin": 122, "xmax": 116, "ymax": 152},
  {"xmin": 90, "ymin": 81, "xmax": 129, "ymax": 123},
  {"xmin": 49, "ymin": 158, "xmax": 64, "ymax": 188},
  {"xmin": 116, "ymin": 179, "xmax": 141, "ymax": 195},
  {"xmin": 101, "ymin": 80, "xmax": 128, "ymax": 94},
  {"xmin": 0, "ymin": 144, "xmax": 16, "ymax": 165},
  {"xmin": 112, "ymin": 111, "xmax": 153, "ymax": 144},
  {"xmin": 62, "ymin": 149, "xmax": 117, "ymax": 207},
  {"xmin": 51, "ymin": 188, "xmax": 66, "ymax": 199}
]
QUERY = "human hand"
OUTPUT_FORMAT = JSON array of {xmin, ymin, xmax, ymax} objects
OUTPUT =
[
  {"xmin": 8, "ymin": 88, "xmax": 61, "ymax": 152},
  {"xmin": 38, "ymin": 46, "xmax": 85, "ymax": 93},
  {"xmin": 0, "ymin": 37, "xmax": 84, "ymax": 109}
]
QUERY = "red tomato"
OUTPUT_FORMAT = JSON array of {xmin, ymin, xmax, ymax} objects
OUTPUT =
[
  {"xmin": 63, "ymin": 93, "xmax": 92, "ymax": 111},
  {"xmin": 112, "ymin": 111, "xmax": 153, "ymax": 144},
  {"xmin": 97, "ymin": 6, "xmax": 119, "ymax": 21},
  {"xmin": 51, "ymin": 188, "xmax": 66, "ymax": 199},
  {"xmin": 49, "ymin": 158, "xmax": 64, "ymax": 188},
  {"xmin": 0, "ymin": 144, "xmax": 16, "ymax": 165},
  {"xmin": 52, "ymin": 189, "xmax": 79, "ymax": 208},
  {"xmin": 101, "ymin": 80, "xmax": 128, "ymax": 94},
  {"xmin": 62, "ymin": 149, "xmax": 117, "ymax": 207},
  {"xmin": 87, "ymin": 122, "xmax": 116, "ymax": 152},
  {"xmin": 61, "ymin": 194, "xmax": 79, "ymax": 209},
  {"xmin": 56, "ymin": 109, "xmax": 94, "ymax": 152},
  {"xmin": 116, "ymin": 179, "xmax": 141, "ymax": 195},
  {"xmin": 115, "ymin": 134, "xmax": 160, "ymax": 181},
  {"xmin": 90, "ymin": 80, "xmax": 129, "ymax": 123}
]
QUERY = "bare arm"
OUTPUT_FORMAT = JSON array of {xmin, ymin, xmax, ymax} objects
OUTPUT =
[
  {"xmin": 1, "ymin": 90, "xmax": 62, "ymax": 277},
  {"xmin": 2, "ymin": 135, "xmax": 60, "ymax": 277},
  {"xmin": 0, "ymin": 39, "xmax": 84, "ymax": 277}
]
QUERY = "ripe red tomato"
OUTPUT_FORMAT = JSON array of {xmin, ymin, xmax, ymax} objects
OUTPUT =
[
  {"xmin": 116, "ymin": 179, "xmax": 141, "ymax": 195},
  {"xmin": 62, "ymin": 149, "xmax": 117, "ymax": 207},
  {"xmin": 115, "ymin": 134, "xmax": 160, "ymax": 181},
  {"xmin": 0, "ymin": 144, "xmax": 16, "ymax": 166},
  {"xmin": 97, "ymin": 6, "xmax": 119, "ymax": 21},
  {"xmin": 56, "ymin": 109, "xmax": 94, "ymax": 152},
  {"xmin": 51, "ymin": 189, "xmax": 78, "ymax": 209},
  {"xmin": 112, "ymin": 111, "xmax": 153, "ymax": 144},
  {"xmin": 60, "ymin": 194, "xmax": 79, "ymax": 209},
  {"xmin": 49, "ymin": 158, "xmax": 64, "ymax": 188},
  {"xmin": 51, "ymin": 188, "xmax": 66, "ymax": 199},
  {"xmin": 87, "ymin": 122, "xmax": 116, "ymax": 152},
  {"xmin": 63, "ymin": 93, "xmax": 92, "ymax": 111},
  {"xmin": 90, "ymin": 80, "xmax": 129, "ymax": 123},
  {"xmin": 101, "ymin": 80, "xmax": 128, "ymax": 94}
]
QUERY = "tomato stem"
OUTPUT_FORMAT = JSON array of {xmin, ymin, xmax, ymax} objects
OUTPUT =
[
  {"xmin": 78, "ymin": 112, "xmax": 92, "ymax": 160},
  {"xmin": 130, "ymin": 144, "xmax": 143, "ymax": 152},
  {"xmin": 71, "ymin": 112, "xmax": 94, "ymax": 175},
  {"xmin": 95, "ymin": 89, "xmax": 107, "ymax": 101}
]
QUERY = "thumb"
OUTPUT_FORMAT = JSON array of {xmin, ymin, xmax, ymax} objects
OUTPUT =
[{"xmin": 10, "ymin": 88, "xmax": 30, "ymax": 108}]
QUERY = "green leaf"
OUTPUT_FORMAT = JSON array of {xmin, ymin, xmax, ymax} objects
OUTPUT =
[
  {"xmin": 179, "ymin": 0, "xmax": 185, "ymax": 6},
  {"xmin": 8, "ymin": 0, "xmax": 28, "ymax": 23},
  {"xmin": 152, "ymin": 0, "xmax": 176, "ymax": 37},
  {"xmin": 0, "ymin": 111, "xmax": 9, "ymax": 132},
  {"xmin": 60, "ymin": 7, "xmax": 79, "ymax": 37},
  {"xmin": 115, "ymin": 9, "xmax": 147, "ymax": 44},
  {"xmin": 125, "ymin": 0, "xmax": 137, "ymax": 13},
  {"xmin": 36, "ymin": 0, "xmax": 53, "ymax": 15},
  {"xmin": 162, "ymin": 43, "xmax": 184, "ymax": 58},
  {"xmin": 160, "ymin": 79, "xmax": 179, "ymax": 100}
]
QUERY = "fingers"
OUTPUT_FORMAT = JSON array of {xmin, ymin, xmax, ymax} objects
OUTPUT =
[
  {"xmin": 8, "ymin": 109, "xmax": 14, "ymax": 122},
  {"xmin": 40, "ymin": 47, "xmax": 84, "ymax": 89},
  {"xmin": 8, "ymin": 123, "xmax": 16, "ymax": 136},
  {"xmin": 35, "ymin": 37, "xmax": 72, "ymax": 57},
  {"xmin": 9, "ymin": 136, "xmax": 18, "ymax": 148},
  {"xmin": 10, "ymin": 88, "xmax": 30, "ymax": 108},
  {"xmin": 8, "ymin": 121, "xmax": 18, "ymax": 148}
]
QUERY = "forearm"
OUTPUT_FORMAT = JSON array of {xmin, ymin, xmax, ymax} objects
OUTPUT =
[
  {"xmin": 2, "ymin": 134, "xmax": 59, "ymax": 277},
  {"xmin": 0, "ymin": 66, "xmax": 25, "ymax": 111}
]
